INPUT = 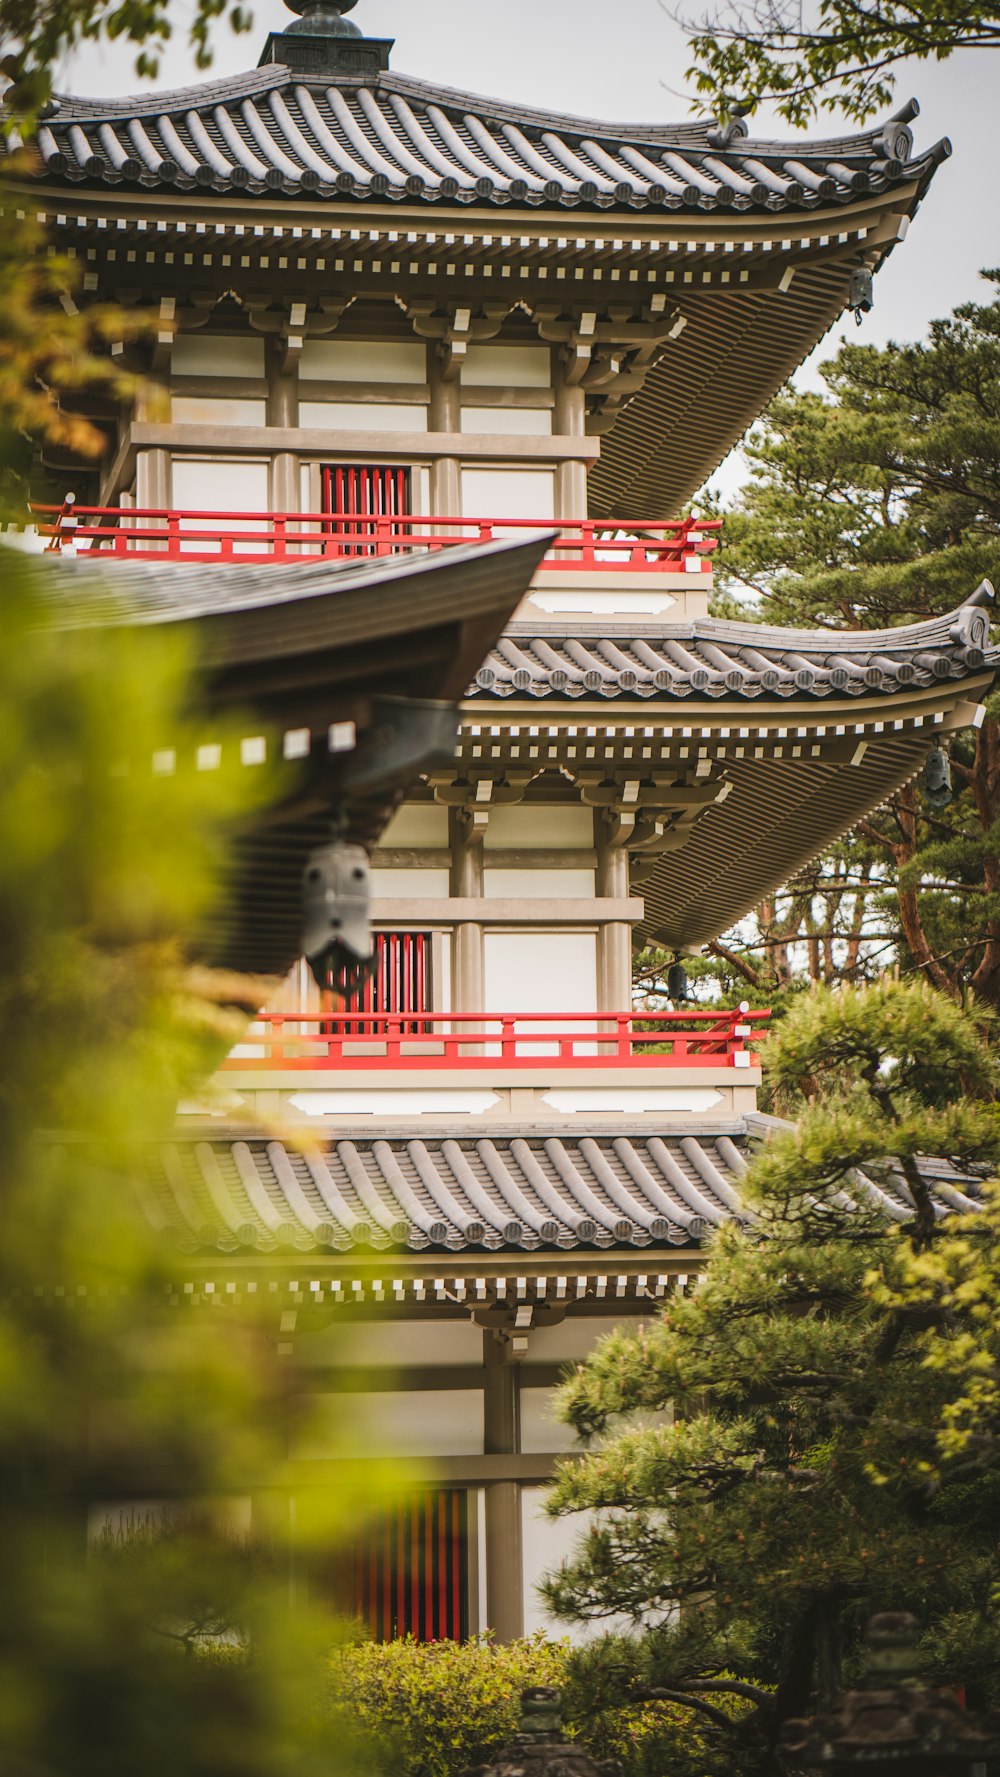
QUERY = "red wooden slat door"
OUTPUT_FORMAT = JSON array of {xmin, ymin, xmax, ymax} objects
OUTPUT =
[
  {"xmin": 352, "ymin": 1490, "xmax": 468, "ymax": 1642},
  {"xmin": 321, "ymin": 464, "xmax": 412, "ymax": 556},
  {"xmin": 336, "ymin": 932, "xmax": 430, "ymax": 1034}
]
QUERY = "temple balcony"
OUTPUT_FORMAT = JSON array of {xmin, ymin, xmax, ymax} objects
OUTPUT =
[
  {"xmin": 25, "ymin": 502, "xmax": 719, "ymax": 621},
  {"xmin": 216, "ymin": 1006, "xmax": 768, "ymax": 1127}
]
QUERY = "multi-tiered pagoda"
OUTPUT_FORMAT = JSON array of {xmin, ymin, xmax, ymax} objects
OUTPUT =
[{"xmin": 14, "ymin": 0, "xmax": 994, "ymax": 1644}]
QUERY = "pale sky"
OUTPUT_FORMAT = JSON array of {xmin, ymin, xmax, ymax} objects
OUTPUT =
[{"xmin": 63, "ymin": 0, "xmax": 1000, "ymax": 500}]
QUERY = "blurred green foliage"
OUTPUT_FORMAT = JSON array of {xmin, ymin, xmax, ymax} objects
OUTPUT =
[{"xmin": 0, "ymin": 545, "xmax": 380, "ymax": 1776}]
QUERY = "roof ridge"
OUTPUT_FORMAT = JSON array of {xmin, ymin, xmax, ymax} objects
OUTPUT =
[{"xmin": 45, "ymin": 60, "xmax": 923, "ymax": 160}]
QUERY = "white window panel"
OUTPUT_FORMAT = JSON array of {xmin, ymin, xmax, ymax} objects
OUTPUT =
[
  {"xmin": 171, "ymin": 334, "xmax": 264, "ymax": 377},
  {"xmin": 299, "ymin": 401, "xmax": 428, "ymax": 432},
  {"xmin": 460, "ymin": 408, "xmax": 552, "ymax": 436},
  {"xmin": 461, "ymin": 467, "xmax": 555, "ymax": 520},
  {"xmin": 484, "ymin": 806, "xmax": 594, "ymax": 849},
  {"xmin": 463, "ymin": 344, "xmax": 551, "ymax": 387},
  {"xmin": 380, "ymin": 805, "xmax": 449, "ymax": 847},
  {"xmin": 484, "ymin": 869, "xmax": 595, "ymax": 898},
  {"xmin": 293, "ymin": 1390, "xmax": 484, "ymax": 1459},
  {"xmin": 370, "ymin": 868, "xmax": 450, "ymax": 896},
  {"xmin": 169, "ymin": 458, "xmax": 270, "ymax": 550},
  {"xmin": 484, "ymin": 932, "xmax": 596, "ymax": 1013},
  {"xmin": 299, "ymin": 340, "xmax": 427, "ymax": 382},
  {"xmin": 171, "ymin": 396, "xmax": 266, "ymax": 425}
]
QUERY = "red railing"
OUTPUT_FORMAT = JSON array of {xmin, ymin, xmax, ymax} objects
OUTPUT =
[
  {"xmin": 223, "ymin": 1005, "xmax": 769, "ymax": 1071},
  {"xmin": 29, "ymin": 498, "xmax": 719, "ymax": 573}
]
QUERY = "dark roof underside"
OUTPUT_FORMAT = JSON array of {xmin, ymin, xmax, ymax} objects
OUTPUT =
[{"xmin": 35, "ymin": 534, "xmax": 551, "ymax": 975}]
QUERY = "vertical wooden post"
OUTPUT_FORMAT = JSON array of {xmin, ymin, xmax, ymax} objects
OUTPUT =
[
  {"xmin": 428, "ymin": 349, "xmax": 461, "ymax": 518},
  {"xmin": 267, "ymin": 337, "xmax": 300, "ymax": 520},
  {"xmin": 595, "ymin": 814, "xmax": 633, "ymax": 1014},
  {"xmin": 552, "ymin": 349, "xmax": 588, "ymax": 522},
  {"xmin": 483, "ymin": 1331, "xmax": 523, "ymax": 1642},
  {"xmin": 450, "ymin": 806, "xmax": 484, "ymax": 1014}
]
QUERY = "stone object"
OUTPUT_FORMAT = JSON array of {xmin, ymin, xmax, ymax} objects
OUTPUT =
[
  {"xmin": 460, "ymin": 1687, "xmax": 621, "ymax": 1777},
  {"xmin": 780, "ymin": 1613, "xmax": 1000, "ymax": 1774}
]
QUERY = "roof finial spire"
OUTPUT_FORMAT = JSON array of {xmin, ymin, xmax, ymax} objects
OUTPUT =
[
  {"xmin": 262, "ymin": 0, "xmax": 393, "ymax": 74},
  {"xmin": 284, "ymin": 0, "xmax": 362, "ymax": 36}
]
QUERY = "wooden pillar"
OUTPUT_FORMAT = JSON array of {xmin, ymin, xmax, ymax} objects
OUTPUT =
[
  {"xmin": 450, "ymin": 807, "xmax": 484, "ymax": 1012},
  {"xmin": 428, "ymin": 350, "xmax": 461, "ymax": 517},
  {"xmin": 135, "ymin": 445, "xmax": 170, "ymax": 510},
  {"xmin": 596, "ymin": 815, "xmax": 633, "ymax": 1013},
  {"xmin": 552, "ymin": 350, "xmax": 588, "ymax": 521},
  {"xmin": 267, "ymin": 339, "xmax": 300, "ymax": 516},
  {"xmin": 483, "ymin": 1331, "xmax": 523, "ymax": 1641}
]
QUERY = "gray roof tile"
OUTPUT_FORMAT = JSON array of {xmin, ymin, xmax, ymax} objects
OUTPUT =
[
  {"xmin": 472, "ymin": 589, "xmax": 998, "ymax": 703},
  {"xmin": 138, "ymin": 1123, "xmax": 986, "ymax": 1254},
  {"xmin": 29, "ymin": 64, "xmax": 947, "ymax": 214}
]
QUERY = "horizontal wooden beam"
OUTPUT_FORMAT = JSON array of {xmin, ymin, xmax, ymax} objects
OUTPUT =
[
  {"xmin": 128, "ymin": 421, "xmax": 600, "ymax": 462},
  {"xmin": 370, "ymin": 896, "xmax": 642, "ymax": 924}
]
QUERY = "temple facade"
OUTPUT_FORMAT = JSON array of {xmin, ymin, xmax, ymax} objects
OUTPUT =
[{"xmin": 13, "ymin": 0, "xmax": 995, "ymax": 1643}]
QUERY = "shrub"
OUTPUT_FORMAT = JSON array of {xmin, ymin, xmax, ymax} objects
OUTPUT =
[
  {"xmin": 329, "ymin": 1635, "xmax": 566, "ymax": 1777},
  {"xmin": 328, "ymin": 1636, "xmax": 713, "ymax": 1777}
]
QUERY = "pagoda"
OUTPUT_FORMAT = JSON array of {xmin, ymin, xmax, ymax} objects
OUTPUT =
[{"xmin": 12, "ymin": 0, "xmax": 995, "ymax": 1645}]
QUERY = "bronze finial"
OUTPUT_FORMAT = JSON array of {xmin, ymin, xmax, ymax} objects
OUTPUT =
[{"xmin": 284, "ymin": 0, "xmax": 362, "ymax": 37}]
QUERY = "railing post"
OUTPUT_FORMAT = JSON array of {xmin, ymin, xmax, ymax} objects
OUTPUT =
[
  {"xmin": 167, "ymin": 509, "xmax": 181, "ymax": 557},
  {"xmin": 500, "ymin": 1016, "xmax": 515, "ymax": 1062},
  {"xmin": 273, "ymin": 514, "xmax": 287, "ymax": 559},
  {"xmin": 386, "ymin": 1015, "xmax": 403, "ymax": 1062}
]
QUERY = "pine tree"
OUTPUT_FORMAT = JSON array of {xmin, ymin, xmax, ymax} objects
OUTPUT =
[
  {"xmin": 695, "ymin": 276, "xmax": 1000, "ymax": 1008},
  {"xmin": 544, "ymin": 980, "xmax": 1000, "ymax": 1776}
]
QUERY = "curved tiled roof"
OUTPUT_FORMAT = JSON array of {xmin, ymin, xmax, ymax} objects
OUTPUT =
[
  {"xmin": 472, "ymin": 590, "xmax": 998, "ymax": 702},
  {"xmin": 31, "ymin": 61, "xmax": 947, "ymax": 213},
  {"xmin": 141, "ymin": 1129, "xmax": 751, "ymax": 1253},
  {"xmin": 135, "ymin": 1124, "xmax": 983, "ymax": 1256}
]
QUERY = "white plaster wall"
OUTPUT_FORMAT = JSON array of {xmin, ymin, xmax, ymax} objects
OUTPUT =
[
  {"xmin": 297, "ymin": 1319, "xmax": 484, "ymax": 1368},
  {"xmin": 463, "ymin": 345, "xmax": 551, "ymax": 387},
  {"xmin": 171, "ymin": 395, "xmax": 266, "ymax": 425},
  {"xmin": 484, "ymin": 806, "xmax": 594, "ymax": 849},
  {"xmin": 524, "ymin": 1317, "xmax": 615, "ymax": 1363},
  {"xmin": 460, "ymin": 409, "xmax": 552, "ymax": 436},
  {"xmin": 370, "ymin": 868, "xmax": 450, "ymax": 897},
  {"xmin": 461, "ymin": 467, "xmax": 555, "ymax": 520},
  {"xmin": 484, "ymin": 932, "xmax": 597, "ymax": 1013},
  {"xmin": 521, "ymin": 1489, "xmax": 608, "ymax": 1641},
  {"xmin": 520, "ymin": 1385, "xmax": 583, "ymax": 1455},
  {"xmin": 170, "ymin": 460, "xmax": 270, "ymax": 544},
  {"xmin": 380, "ymin": 805, "xmax": 449, "ymax": 847},
  {"xmin": 298, "ymin": 401, "xmax": 428, "ymax": 432},
  {"xmin": 299, "ymin": 340, "xmax": 427, "ymax": 383},
  {"xmin": 293, "ymin": 1389, "xmax": 484, "ymax": 1459},
  {"xmin": 483, "ymin": 868, "xmax": 595, "ymax": 899},
  {"xmin": 171, "ymin": 334, "xmax": 264, "ymax": 377}
]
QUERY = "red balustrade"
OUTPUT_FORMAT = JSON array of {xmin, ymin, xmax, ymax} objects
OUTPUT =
[
  {"xmin": 222, "ymin": 1005, "xmax": 769, "ymax": 1071},
  {"xmin": 28, "ymin": 499, "xmax": 719, "ymax": 573}
]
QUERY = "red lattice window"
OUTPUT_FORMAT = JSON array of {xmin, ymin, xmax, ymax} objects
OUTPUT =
[
  {"xmin": 352, "ymin": 1491, "xmax": 469, "ymax": 1643},
  {"xmin": 321, "ymin": 464, "xmax": 412, "ymax": 555}
]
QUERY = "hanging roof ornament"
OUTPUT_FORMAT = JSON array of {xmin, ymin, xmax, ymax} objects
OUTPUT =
[{"xmin": 260, "ymin": 0, "xmax": 394, "ymax": 77}]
